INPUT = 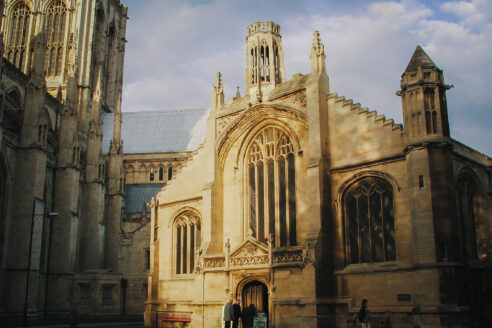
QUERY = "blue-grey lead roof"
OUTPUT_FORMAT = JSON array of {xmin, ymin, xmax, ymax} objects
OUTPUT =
[
  {"xmin": 101, "ymin": 109, "xmax": 209, "ymax": 154},
  {"xmin": 124, "ymin": 184, "xmax": 165, "ymax": 213}
]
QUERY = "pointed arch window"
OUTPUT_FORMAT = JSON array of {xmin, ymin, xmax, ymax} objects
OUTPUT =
[
  {"xmin": 168, "ymin": 167, "xmax": 173, "ymax": 180},
  {"xmin": 424, "ymin": 88, "xmax": 438, "ymax": 134},
  {"xmin": 344, "ymin": 178, "xmax": 396, "ymax": 264},
  {"xmin": 174, "ymin": 211, "xmax": 201, "ymax": 274},
  {"xmin": 246, "ymin": 126, "xmax": 297, "ymax": 247},
  {"xmin": 45, "ymin": 0, "xmax": 68, "ymax": 77},
  {"xmin": 7, "ymin": 2, "xmax": 32, "ymax": 72},
  {"xmin": 457, "ymin": 174, "xmax": 486, "ymax": 261},
  {"xmin": 158, "ymin": 167, "xmax": 163, "ymax": 181}
]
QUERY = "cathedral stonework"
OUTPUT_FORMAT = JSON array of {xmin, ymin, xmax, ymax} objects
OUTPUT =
[
  {"xmin": 0, "ymin": 2, "xmax": 491, "ymax": 327},
  {"xmin": 144, "ymin": 22, "xmax": 492, "ymax": 328}
]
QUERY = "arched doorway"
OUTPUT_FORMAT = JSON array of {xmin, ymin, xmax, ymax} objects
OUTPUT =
[{"xmin": 242, "ymin": 280, "xmax": 268, "ymax": 328}]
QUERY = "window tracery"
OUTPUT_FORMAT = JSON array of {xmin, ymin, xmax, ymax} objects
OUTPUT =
[
  {"xmin": 174, "ymin": 211, "xmax": 201, "ymax": 274},
  {"xmin": 344, "ymin": 177, "xmax": 396, "ymax": 264},
  {"xmin": 246, "ymin": 126, "xmax": 297, "ymax": 247},
  {"xmin": 7, "ymin": 2, "xmax": 32, "ymax": 72},
  {"xmin": 457, "ymin": 174, "xmax": 486, "ymax": 261},
  {"xmin": 45, "ymin": 0, "xmax": 68, "ymax": 77}
]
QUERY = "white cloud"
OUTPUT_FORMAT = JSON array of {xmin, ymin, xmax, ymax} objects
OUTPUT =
[
  {"xmin": 442, "ymin": 1, "xmax": 477, "ymax": 17},
  {"xmin": 369, "ymin": 2, "xmax": 406, "ymax": 16}
]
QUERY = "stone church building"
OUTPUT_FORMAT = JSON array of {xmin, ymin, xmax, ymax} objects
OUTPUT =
[
  {"xmin": 0, "ymin": 0, "xmax": 490, "ymax": 327},
  {"xmin": 144, "ymin": 21, "xmax": 492, "ymax": 328}
]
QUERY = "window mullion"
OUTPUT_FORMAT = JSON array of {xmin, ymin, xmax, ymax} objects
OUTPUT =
[
  {"xmin": 186, "ymin": 221, "xmax": 191, "ymax": 274},
  {"xmin": 255, "ymin": 163, "xmax": 260, "ymax": 239},
  {"xmin": 274, "ymin": 158, "xmax": 280, "ymax": 248},
  {"xmin": 180, "ymin": 225, "xmax": 185, "ymax": 274},
  {"xmin": 285, "ymin": 156, "xmax": 290, "ymax": 246},
  {"xmin": 381, "ymin": 191, "xmax": 386, "ymax": 261},
  {"xmin": 356, "ymin": 195, "xmax": 361, "ymax": 264},
  {"xmin": 368, "ymin": 191, "xmax": 372, "ymax": 263}
]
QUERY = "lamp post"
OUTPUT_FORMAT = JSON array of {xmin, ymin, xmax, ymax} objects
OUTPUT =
[
  {"xmin": 23, "ymin": 211, "xmax": 59, "ymax": 324},
  {"xmin": 42, "ymin": 211, "xmax": 59, "ymax": 318}
]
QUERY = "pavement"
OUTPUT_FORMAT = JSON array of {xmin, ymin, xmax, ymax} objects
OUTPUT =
[{"xmin": 9, "ymin": 322, "xmax": 144, "ymax": 328}]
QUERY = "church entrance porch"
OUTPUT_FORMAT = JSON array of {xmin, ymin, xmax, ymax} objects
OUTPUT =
[{"xmin": 242, "ymin": 280, "xmax": 268, "ymax": 328}]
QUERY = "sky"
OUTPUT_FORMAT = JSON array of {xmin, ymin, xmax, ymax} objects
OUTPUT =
[{"xmin": 120, "ymin": 0, "xmax": 492, "ymax": 156}]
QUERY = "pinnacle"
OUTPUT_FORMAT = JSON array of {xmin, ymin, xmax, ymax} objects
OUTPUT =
[{"xmin": 405, "ymin": 45, "xmax": 439, "ymax": 72}]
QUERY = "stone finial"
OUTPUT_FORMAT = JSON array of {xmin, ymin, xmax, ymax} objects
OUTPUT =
[
  {"xmin": 212, "ymin": 72, "xmax": 224, "ymax": 109},
  {"xmin": 310, "ymin": 30, "xmax": 326, "ymax": 75},
  {"xmin": 215, "ymin": 72, "xmax": 223, "ymax": 95},
  {"xmin": 312, "ymin": 31, "xmax": 324, "ymax": 56},
  {"xmin": 235, "ymin": 86, "xmax": 240, "ymax": 98},
  {"xmin": 256, "ymin": 75, "xmax": 263, "ymax": 103},
  {"xmin": 93, "ymin": 67, "xmax": 103, "ymax": 102}
]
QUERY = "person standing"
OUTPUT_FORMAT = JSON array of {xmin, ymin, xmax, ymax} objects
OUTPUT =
[
  {"xmin": 69, "ymin": 304, "xmax": 77, "ymax": 328},
  {"xmin": 232, "ymin": 299, "xmax": 242, "ymax": 328},
  {"xmin": 223, "ymin": 298, "xmax": 234, "ymax": 328},
  {"xmin": 358, "ymin": 299, "xmax": 370, "ymax": 328}
]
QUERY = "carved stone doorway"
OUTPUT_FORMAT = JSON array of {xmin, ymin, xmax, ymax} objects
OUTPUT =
[{"xmin": 241, "ymin": 280, "xmax": 268, "ymax": 328}]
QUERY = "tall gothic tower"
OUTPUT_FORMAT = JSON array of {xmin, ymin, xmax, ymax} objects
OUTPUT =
[
  {"xmin": 245, "ymin": 21, "xmax": 285, "ymax": 97},
  {"xmin": 0, "ymin": 0, "xmax": 127, "ymax": 318}
]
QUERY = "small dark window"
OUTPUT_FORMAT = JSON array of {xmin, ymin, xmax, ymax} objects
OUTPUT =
[
  {"xmin": 79, "ymin": 284, "xmax": 90, "ymax": 304},
  {"xmin": 419, "ymin": 175, "xmax": 424, "ymax": 189},
  {"xmin": 158, "ymin": 167, "xmax": 163, "ymax": 181},
  {"xmin": 168, "ymin": 167, "xmax": 172, "ymax": 180},
  {"xmin": 102, "ymin": 285, "xmax": 112, "ymax": 306}
]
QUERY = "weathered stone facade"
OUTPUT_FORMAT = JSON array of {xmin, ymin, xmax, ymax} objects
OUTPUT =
[
  {"xmin": 0, "ymin": 0, "xmax": 159, "ymax": 320},
  {"xmin": 145, "ymin": 22, "xmax": 492, "ymax": 328}
]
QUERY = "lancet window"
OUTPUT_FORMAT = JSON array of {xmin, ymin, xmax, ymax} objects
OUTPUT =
[
  {"xmin": 250, "ymin": 47, "xmax": 258, "ymax": 84},
  {"xmin": 247, "ymin": 126, "xmax": 297, "ymax": 247},
  {"xmin": 7, "ymin": 2, "xmax": 32, "ymax": 72},
  {"xmin": 260, "ymin": 44, "xmax": 270, "ymax": 82},
  {"xmin": 273, "ymin": 42, "xmax": 280, "ymax": 83},
  {"xmin": 457, "ymin": 174, "xmax": 486, "ymax": 261},
  {"xmin": 45, "ymin": 0, "xmax": 68, "ymax": 77},
  {"xmin": 174, "ymin": 211, "xmax": 201, "ymax": 274},
  {"xmin": 424, "ymin": 88, "xmax": 438, "ymax": 134},
  {"xmin": 344, "ymin": 178, "xmax": 396, "ymax": 264}
]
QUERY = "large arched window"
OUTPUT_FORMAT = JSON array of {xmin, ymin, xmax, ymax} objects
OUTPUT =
[
  {"xmin": 45, "ymin": 0, "xmax": 68, "ymax": 77},
  {"xmin": 344, "ymin": 177, "xmax": 396, "ymax": 264},
  {"xmin": 7, "ymin": 2, "xmax": 32, "ymax": 72},
  {"xmin": 174, "ymin": 211, "xmax": 201, "ymax": 274},
  {"xmin": 457, "ymin": 174, "xmax": 486, "ymax": 261},
  {"xmin": 246, "ymin": 126, "xmax": 297, "ymax": 247}
]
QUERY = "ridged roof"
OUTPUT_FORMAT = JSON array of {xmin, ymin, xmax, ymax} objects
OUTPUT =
[
  {"xmin": 124, "ymin": 184, "xmax": 165, "ymax": 213},
  {"xmin": 101, "ymin": 109, "xmax": 209, "ymax": 154}
]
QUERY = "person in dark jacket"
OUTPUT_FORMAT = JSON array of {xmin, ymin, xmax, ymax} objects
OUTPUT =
[
  {"xmin": 232, "ymin": 299, "xmax": 242, "ymax": 328},
  {"xmin": 223, "ymin": 298, "xmax": 234, "ymax": 328},
  {"xmin": 358, "ymin": 299, "xmax": 370, "ymax": 328}
]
